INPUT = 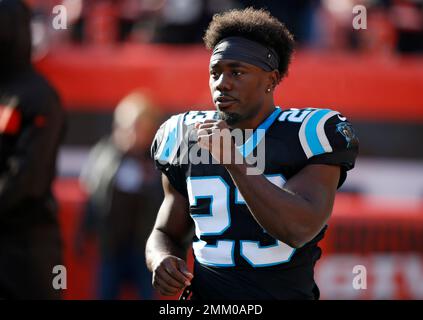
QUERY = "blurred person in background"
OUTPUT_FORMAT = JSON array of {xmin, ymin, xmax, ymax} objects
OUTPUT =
[
  {"xmin": 239, "ymin": 0, "xmax": 320, "ymax": 47},
  {"xmin": 0, "ymin": 0, "xmax": 66, "ymax": 299},
  {"xmin": 388, "ymin": 0, "xmax": 423, "ymax": 53},
  {"xmin": 149, "ymin": 0, "xmax": 240, "ymax": 44},
  {"xmin": 24, "ymin": 0, "xmax": 82, "ymax": 50},
  {"xmin": 77, "ymin": 91, "xmax": 163, "ymax": 300},
  {"xmin": 66, "ymin": 0, "xmax": 241, "ymax": 45},
  {"xmin": 67, "ymin": 0, "xmax": 151, "ymax": 44},
  {"xmin": 316, "ymin": 0, "xmax": 422, "ymax": 54}
]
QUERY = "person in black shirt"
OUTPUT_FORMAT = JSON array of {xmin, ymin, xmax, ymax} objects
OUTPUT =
[{"xmin": 0, "ymin": 0, "xmax": 66, "ymax": 299}]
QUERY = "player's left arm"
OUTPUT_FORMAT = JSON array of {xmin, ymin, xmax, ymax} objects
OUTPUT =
[
  {"xmin": 196, "ymin": 114, "xmax": 358, "ymax": 249},
  {"xmin": 224, "ymin": 162, "xmax": 340, "ymax": 249}
]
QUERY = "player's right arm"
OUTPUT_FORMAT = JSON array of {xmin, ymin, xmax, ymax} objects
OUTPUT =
[{"xmin": 145, "ymin": 173, "xmax": 194, "ymax": 296}]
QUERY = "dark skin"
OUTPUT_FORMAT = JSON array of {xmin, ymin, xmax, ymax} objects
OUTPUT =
[
  {"xmin": 146, "ymin": 58, "xmax": 340, "ymax": 296},
  {"xmin": 146, "ymin": 174, "xmax": 194, "ymax": 296},
  {"xmin": 209, "ymin": 60, "xmax": 279, "ymax": 129}
]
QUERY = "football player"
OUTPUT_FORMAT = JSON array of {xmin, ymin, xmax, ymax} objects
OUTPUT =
[{"xmin": 146, "ymin": 8, "xmax": 358, "ymax": 300}]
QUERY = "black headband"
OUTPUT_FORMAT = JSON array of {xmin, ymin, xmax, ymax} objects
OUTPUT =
[{"xmin": 210, "ymin": 36, "xmax": 279, "ymax": 71}]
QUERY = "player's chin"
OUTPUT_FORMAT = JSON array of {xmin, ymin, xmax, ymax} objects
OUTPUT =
[{"xmin": 218, "ymin": 110, "xmax": 242, "ymax": 126}]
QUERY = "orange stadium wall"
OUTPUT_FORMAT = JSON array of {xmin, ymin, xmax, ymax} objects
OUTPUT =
[{"xmin": 35, "ymin": 44, "xmax": 423, "ymax": 121}]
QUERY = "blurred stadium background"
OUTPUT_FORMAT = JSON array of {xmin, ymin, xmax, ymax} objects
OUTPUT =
[{"xmin": 26, "ymin": 0, "xmax": 423, "ymax": 299}]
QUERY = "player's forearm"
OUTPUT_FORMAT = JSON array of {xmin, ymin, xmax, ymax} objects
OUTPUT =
[
  {"xmin": 224, "ymin": 163, "xmax": 322, "ymax": 248},
  {"xmin": 145, "ymin": 228, "xmax": 188, "ymax": 272}
]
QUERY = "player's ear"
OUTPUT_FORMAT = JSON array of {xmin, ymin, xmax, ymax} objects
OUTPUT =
[{"xmin": 268, "ymin": 70, "xmax": 281, "ymax": 90}]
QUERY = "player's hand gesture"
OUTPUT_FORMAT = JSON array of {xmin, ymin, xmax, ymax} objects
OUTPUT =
[
  {"xmin": 195, "ymin": 120, "xmax": 237, "ymax": 164},
  {"xmin": 151, "ymin": 255, "xmax": 193, "ymax": 296}
]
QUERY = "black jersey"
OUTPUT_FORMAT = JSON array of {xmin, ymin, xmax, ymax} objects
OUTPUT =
[{"xmin": 151, "ymin": 107, "xmax": 358, "ymax": 299}]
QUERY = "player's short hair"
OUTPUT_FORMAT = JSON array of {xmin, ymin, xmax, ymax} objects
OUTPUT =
[{"xmin": 203, "ymin": 7, "xmax": 295, "ymax": 78}]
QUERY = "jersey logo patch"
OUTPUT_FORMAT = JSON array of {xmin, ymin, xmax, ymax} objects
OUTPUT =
[{"xmin": 336, "ymin": 122, "xmax": 358, "ymax": 149}]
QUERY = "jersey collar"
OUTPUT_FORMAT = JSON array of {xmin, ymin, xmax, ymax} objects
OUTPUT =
[{"xmin": 237, "ymin": 106, "xmax": 282, "ymax": 158}]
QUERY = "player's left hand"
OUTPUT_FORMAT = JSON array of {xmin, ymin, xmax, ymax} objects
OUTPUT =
[{"xmin": 195, "ymin": 120, "xmax": 236, "ymax": 164}]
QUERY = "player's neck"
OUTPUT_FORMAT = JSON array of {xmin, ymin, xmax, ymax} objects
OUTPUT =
[{"xmin": 234, "ymin": 102, "xmax": 276, "ymax": 130}]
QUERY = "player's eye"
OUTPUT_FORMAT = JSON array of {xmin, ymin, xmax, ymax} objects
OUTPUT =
[
  {"xmin": 210, "ymin": 70, "xmax": 220, "ymax": 79},
  {"xmin": 232, "ymin": 70, "xmax": 243, "ymax": 77}
]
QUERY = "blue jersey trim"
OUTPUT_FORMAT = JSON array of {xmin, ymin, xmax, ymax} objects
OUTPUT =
[
  {"xmin": 237, "ymin": 107, "xmax": 282, "ymax": 158},
  {"xmin": 305, "ymin": 109, "xmax": 331, "ymax": 156}
]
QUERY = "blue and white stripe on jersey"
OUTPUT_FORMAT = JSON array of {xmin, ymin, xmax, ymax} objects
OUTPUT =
[
  {"xmin": 299, "ymin": 109, "xmax": 339, "ymax": 159},
  {"xmin": 156, "ymin": 113, "xmax": 185, "ymax": 163},
  {"xmin": 156, "ymin": 111, "xmax": 218, "ymax": 164},
  {"xmin": 238, "ymin": 107, "xmax": 282, "ymax": 158}
]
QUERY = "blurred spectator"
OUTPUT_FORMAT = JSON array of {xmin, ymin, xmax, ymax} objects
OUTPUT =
[
  {"xmin": 317, "ymin": 0, "xmax": 422, "ymax": 54},
  {"xmin": 389, "ymin": 0, "xmax": 423, "ymax": 53},
  {"xmin": 22, "ymin": 0, "xmax": 422, "ymax": 53},
  {"xmin": 73, "ymin": 0, "xmax": 118, "ymax": 44},
  {"xmin": 77, "ymin": 91, "xmax": 163, "ymax": 300},
  {"xmin": 0, "ymin": 0, "xmax": 66, "ymax": 299},
  {"xmin": 149, "ymin": 0, "xmax": 240, "ymax": 44},
  {"xmin": 65, "ymin": 0, "xmax": 240, "ymax": 44},
  {"xmin": 239, "ymin": 0, "xmax": 320, "ymax": 47},
  {"xmin": 69, "ymin": 0, "xmax": 155, "ymax": 44}
]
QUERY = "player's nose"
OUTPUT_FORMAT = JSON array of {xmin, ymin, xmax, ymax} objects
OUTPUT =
[{"xmin": 214, "ymin": 72, "xmax": 233, "ymax": 92}]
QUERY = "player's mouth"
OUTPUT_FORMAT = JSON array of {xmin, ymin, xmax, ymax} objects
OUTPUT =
[{"xmin": 215, "ymin": 95, "xmax": 238, "ymax": 110}]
